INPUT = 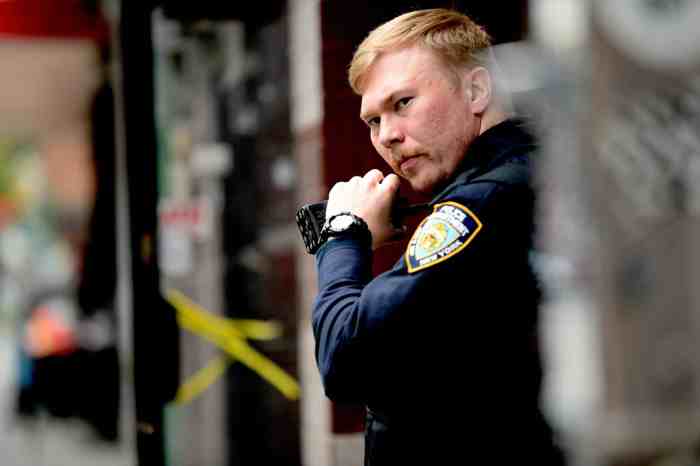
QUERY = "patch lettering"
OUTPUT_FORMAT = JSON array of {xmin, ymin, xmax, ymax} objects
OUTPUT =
[{"xmin": 405, "ymin": 201, "xmax": 482, "ymax": 273}]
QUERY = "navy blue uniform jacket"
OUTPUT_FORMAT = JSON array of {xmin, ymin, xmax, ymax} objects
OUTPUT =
[{"xmin": 312, "ymin": 119, "xmax": 564, "ymax": 464}]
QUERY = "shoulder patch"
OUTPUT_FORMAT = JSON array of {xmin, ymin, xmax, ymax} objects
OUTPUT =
[{"xmin": 405, "ymin": 201, "xmax": 482, "ymax": 273}]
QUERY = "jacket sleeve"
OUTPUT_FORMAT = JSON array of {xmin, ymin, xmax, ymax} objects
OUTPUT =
[{"xmin": 311, "ymin": 181, "xmax": 530, "ymax": 403}]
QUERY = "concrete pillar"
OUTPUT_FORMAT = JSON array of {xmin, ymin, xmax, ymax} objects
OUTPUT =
[
  {"xmin": 154, "ymin": 14, "xmax": 233, "ymax": 466},
  {"xmin": 289, "ymin": 2, "xmax": 333, "ymax": 466}
]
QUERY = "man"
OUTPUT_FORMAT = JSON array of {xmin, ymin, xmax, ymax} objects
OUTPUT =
[{"xmin": 312, "ymin": 9, "xmax": 564, "ymax": 465}]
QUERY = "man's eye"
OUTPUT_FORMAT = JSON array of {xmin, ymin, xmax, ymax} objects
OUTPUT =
[{"xmin": 396, "ymin": 97, "xmax": 412, "ymax": 110}]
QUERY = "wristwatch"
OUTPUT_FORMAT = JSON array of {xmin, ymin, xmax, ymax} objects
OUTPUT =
[{"xmin": 320, "ymin": 212, "xmax": 372, "ymax": 246}]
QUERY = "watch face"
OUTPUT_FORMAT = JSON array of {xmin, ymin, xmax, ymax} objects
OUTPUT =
[{"xmin": 329, "ymin": 214, "xmax": 355, "ymax": 231}]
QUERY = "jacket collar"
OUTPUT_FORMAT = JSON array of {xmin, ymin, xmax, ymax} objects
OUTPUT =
[{"xmin": 429, "ymin": 117, "xmax": 536, "ymax": 204}]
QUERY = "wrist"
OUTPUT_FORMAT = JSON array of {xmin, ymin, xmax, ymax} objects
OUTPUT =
[{"xmin": 321, "ymin": 212, "xmax": 372, "ymax": 247}]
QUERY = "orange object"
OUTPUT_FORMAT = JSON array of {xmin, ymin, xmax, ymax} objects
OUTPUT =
[{"xmin": 24, "ymin": 306, "xmax": 77, "ymax": 358}]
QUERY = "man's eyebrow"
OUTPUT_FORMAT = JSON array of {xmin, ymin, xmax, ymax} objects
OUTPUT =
[{"xmin": 360, "ymin": 91, "xmax": 400, "ymax": 121}]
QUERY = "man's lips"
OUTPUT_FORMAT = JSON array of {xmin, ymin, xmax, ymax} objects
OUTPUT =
[{"xmin": 399, "ymin": 154, "xmax": 424, "ymax": 173}]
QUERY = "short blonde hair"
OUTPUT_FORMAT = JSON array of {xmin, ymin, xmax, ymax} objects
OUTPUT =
[{"xmin": 348, "ymin": 9, "xmax": 492, "ymax": 94}]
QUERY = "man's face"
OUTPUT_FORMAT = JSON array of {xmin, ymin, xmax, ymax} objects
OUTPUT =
[{"xmin": 360, "ymin": 45, "xmax": 482, "ymax": 194}]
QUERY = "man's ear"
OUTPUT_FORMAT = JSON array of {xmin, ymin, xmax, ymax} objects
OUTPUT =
[{"xmin": 466, "ymin": 66, "xmax": 491, "ymax": 115}]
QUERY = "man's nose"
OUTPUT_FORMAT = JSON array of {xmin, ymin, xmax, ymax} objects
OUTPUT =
[{"xmin": 378, "ymin": 117, "xmax": 404, "ymax": 148}]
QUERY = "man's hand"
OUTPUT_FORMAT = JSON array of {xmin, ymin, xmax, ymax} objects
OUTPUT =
[{"xmin": 326, "ymin": 169, "xmax": 406, "ymax": 249}]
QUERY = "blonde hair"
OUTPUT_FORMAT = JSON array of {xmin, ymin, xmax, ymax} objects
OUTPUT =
[{"xmin": 348, "ymin": 9, "xmax": 492, "ymax": 94}]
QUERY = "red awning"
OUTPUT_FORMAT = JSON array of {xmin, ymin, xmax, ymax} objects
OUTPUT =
[{"xmin": 0, "ymin": 0, "xmax": 108, "ymax": 43}]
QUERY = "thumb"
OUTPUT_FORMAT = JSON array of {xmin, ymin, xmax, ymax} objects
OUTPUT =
[
  {"xmin": 380, "ymin": 174, "xmax": 401, "ymax": 196},
  {"xmin": 381, "ymin": 173, "xmax": 400, "ymax": 188}
]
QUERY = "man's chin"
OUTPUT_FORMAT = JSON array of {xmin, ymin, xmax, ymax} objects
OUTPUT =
[
  {"xmin": 408, "ymin": 173, "xmax": 454, "ymax": 196},
  {"xmin": 407, "ymin": 177, "xmax": 435, "ymax": 195}
]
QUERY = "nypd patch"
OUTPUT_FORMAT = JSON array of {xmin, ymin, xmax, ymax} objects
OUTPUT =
[{"xmin": 405, "ymin": 201, "xmax": 482, "ymax": 273}]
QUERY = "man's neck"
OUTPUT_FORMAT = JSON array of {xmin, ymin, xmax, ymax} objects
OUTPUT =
[{"xmin": 477, "ymin": 109, "xmax": 512, "ymax": 136}]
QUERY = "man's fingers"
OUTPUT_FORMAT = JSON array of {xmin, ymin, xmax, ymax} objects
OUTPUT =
[
  {"xmin": 328, "ymin": 181, "xmax": 345, "ymax": 197},
  {"xmin": 380, "ymin": 173, "xmax": 401, "ymax": 192},
  {"xmin": 363, "ymin": 169, "xmax": 384, "ymax": 186}
]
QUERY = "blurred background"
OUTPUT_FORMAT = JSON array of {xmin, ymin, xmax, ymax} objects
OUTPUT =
[{"xmin": 1, "ymin": 1, "xmax": 700, "ymax": 465}]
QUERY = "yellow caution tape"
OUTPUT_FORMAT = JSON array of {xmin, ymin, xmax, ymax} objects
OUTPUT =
[
  {"xmin": 229, "ymin": 319, "xmax": 283, "ymax": 341},
  {"xmin": 175, "ymin": 355, "xmax": 233, "ymax": 405},
  {"xmin": 166, "ymin": 288, "xmax": 300, "ymax": 403}
]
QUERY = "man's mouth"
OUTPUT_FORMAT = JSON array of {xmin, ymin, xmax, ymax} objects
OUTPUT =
[{"xmin": 399, "ymin": 154, "xmax": 423, "ymax": 173}]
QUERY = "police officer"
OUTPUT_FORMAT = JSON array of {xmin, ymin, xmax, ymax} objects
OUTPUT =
[{"xmin": 312, "ymin": 9, "xmax": 565, "ymax": 465}]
